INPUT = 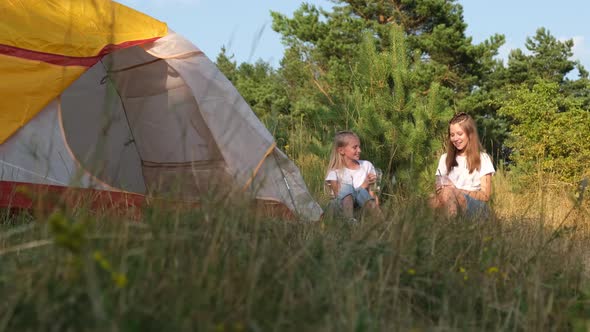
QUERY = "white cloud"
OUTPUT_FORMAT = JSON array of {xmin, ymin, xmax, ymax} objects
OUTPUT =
[
  {"xmin": 558, "ymin": 36, "xmax": 589, "ymax": 62},
  {"xmin": 557, "ymin": 36, "xmax": 590, "ymax": 78},
  {"xmin": 495, "ymin": 41, "xmax": 531, "ymax": 66},
  {"xmin": 571, "ymin": 36, "xmax": 590, "ymax": 67},
  {"xmin": 496, "ymin": 43, "xmax": 513, "ymax": 65}
]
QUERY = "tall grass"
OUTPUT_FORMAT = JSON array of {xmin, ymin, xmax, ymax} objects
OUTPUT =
[{"xmin": 1, "ymin": 171, "xmax": 589, "ymax": 331}]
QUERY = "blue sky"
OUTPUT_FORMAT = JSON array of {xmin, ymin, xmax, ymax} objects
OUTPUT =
[{"xmin": 118, "ymin": 0, "xmax": 590, "ymax": 72}]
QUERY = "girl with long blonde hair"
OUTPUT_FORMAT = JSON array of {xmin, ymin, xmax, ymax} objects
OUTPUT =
[{"xmin": 325, "ymin": 131, "xmax": 380, "ymax": 221}]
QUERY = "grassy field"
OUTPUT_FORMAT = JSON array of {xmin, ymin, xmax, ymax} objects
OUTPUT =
[{"xmin": 1, "ymin": 171, "xmax": 589, "ymax": 331}]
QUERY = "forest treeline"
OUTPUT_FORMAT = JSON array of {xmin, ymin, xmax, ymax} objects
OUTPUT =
[{"xmin": 216, "ymin": 0, "xmax": 590, "ymax": 192}]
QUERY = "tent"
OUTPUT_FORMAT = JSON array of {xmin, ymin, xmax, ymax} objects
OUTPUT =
[{"xmin": 0, "ymin": 0, "xmax": 323, "ymax": 221}]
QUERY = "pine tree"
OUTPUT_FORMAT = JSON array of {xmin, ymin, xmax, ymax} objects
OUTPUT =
[{"xmin": 344, "ymin": 26, "xmax": 451, "ymax": 191}]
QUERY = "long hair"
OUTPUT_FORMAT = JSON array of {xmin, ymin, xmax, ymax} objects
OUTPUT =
[
  {"xmin": 445, "ymin": 113, "xmax": 484, "ymax": 174},
  {"xmin": 326, "ymin": 130, "xmax": 359, "ymax": 177}
]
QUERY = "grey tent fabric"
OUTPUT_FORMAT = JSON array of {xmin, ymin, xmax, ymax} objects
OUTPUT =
[{"xmin": 0, "ymin": 100, "xmax": 112, "ymax": 190}]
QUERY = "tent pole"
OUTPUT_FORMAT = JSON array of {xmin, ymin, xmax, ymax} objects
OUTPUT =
[{"xmin": 271, "ymin": 149, "xmax": 299, "ymax": 218}]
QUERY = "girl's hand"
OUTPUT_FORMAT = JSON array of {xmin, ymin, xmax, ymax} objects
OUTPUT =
[
  {"xmin": 327, "ymin": 180, "xmax": 339, "ymax": 197},
  {"xmin": 436, "ymin": 184, "xmax": 457, "ymax": 195},
  {"xmin": 435, "ymin": 175, "xmax": 452, "ymax": 193},
  {"xmin": 435, "ymin": 183, "xmax": 454, "ymax": 194},
  {"xmin": 362, "ymin": 173, "xmax": 377, "ymax": 189}
]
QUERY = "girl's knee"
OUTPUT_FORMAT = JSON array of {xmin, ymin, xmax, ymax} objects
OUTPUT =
[
  {"xmin": 364, "ymin": 200, "xmax": 378, "ymax": 209},
  {"xmin": 440, "ymin": 188, "xmax": 457, "ymax": 203},
  {"xmin": 456, "ymin": 193, "xmax": 468, "ymax": 209},
  {"xmin": 340, "ymin": 194, "xmax": 354, "ymax": 209},
  {"xmin": 341, "ymin": 194, "xmax": 353, "ymax": 203},
  {"xmin": 429, "ymin": 195, "xmax": 442, "ymax": 209}
]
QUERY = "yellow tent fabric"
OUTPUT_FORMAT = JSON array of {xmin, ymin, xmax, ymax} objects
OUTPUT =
[
  {"xmin": 0, "ymin": 0, "xmax": 168, "ymax": 144},
  {"xmin": 1, "ymin": 0, "xmax": 168, "ymax": 57},
  {"xmin": 0, "ymin": 55, "xmax": 86, "ymax": 143}
]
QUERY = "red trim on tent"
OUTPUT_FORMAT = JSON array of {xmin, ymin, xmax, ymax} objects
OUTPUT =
[
  {"xmin": 0, "ymin": 181, "xmax": 295, "ymax": 220},
  {"xmin": 0, "ymin": 37, "xmax": 161, "ymax": 67},
  {"xmin": 0, "ymin": 181, "xmax": 145, "ymax": 212}
]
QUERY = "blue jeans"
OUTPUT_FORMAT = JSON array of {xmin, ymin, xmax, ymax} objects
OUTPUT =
[
  {"xmin": 337, "ymin": 184, "xmax": 373, "ymax": 208},
  {"xmin": 462, "ymin": 193, "xmax": 491, "ymax": 219}
]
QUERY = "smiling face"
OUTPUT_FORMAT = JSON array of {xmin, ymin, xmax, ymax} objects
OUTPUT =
[
  {"xmin": 338, "ymin": 136, "xmax": 361, "ymax": 166},
  {"xmin": 449, "ymin": 123, "xmax": 469, "ymax": 155}
]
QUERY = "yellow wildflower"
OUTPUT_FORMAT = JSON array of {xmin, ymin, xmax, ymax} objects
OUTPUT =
[
  {"xmin": 459, "ymin": 267, "xmax": 468, "ymax": 280},
  {"xmin": 112, "ymin": 273, "xmax": 128, "ymax": 288},
  {"xmin": 487, "ymin": 266, "xmax": 499, "ymax": 274}
]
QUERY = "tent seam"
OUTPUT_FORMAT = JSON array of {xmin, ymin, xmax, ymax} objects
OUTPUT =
[
  {"xmin": 242, "ymin": 143, "xmax": 276, "ymax": 191},
  {"xmin": 98, "ymin": 60, "xmax": 149, "ymax": 196},
  {"xmin": 57, "ymin": 101, "xmax": 123, "ymax": 192}
]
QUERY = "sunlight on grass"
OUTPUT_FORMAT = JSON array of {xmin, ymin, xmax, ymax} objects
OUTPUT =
[{"xmin": 1, "ymin": 170, "xmax": 588, "ymax": 330}]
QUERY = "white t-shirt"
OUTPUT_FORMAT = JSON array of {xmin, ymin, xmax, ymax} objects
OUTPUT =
[
  {"xmin": 436, "ymin": 153, "xmax": 495, "ymax": 192},
  {"xmin": 326, "ymin": 160, "xmax": 376, "ymax": 189}
]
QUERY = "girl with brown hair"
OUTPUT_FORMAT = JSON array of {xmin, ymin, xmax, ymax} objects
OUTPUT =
[{"xmin": 431, "ymin": 113, "xmax": 495, "ymax": 218}]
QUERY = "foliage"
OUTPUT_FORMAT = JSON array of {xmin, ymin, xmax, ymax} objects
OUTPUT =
[
  {"xmin": 507, "ymin": 28, "xmax": 582, "ymax": 85},
  {"xmin": 343, "ymin": 26, "xmax": 452, "ymax": 190},
  {"xmin": 216, "ymin": 48, "xmax": 292, "ymax": 143},
  {"xmin": 504, "ymin": 27, "xmax": 590, "ymax": 111},
  {"xmin": 266, "ymin": 2, "xmax": 590, "ymax": 171},
  {"xmin": 272, "ymin": 0, "xmax": 504, "ymax": 96},
  {"xmin": 270, "ymin": 0, "xmax": 487, "ymax": 189},
  {"xmin": 1, "ymin": 184, "xmax": 589, "ymax": 331},
  {"xmin": 499, "ymin": 80, "xmax": 590, "ymax": 183},
  {"xmin": 267, "ymin": 0, "xmax": 518, "ymax": 178}
]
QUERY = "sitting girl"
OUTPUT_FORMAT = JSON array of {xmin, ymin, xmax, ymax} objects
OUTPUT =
[
  {"xmin": 431, "ymin": 113, "xmax": 495, "ymax": 218},
  {"xmin": 325, "ymin": 131, "xmax": 380, "ymax": 221}
]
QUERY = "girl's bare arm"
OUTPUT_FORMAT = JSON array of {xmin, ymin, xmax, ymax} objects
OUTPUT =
[
  {"xmin": 462, "ymin": 174, "xmax": 492, "ymax": 201},
  {"xmin": 327, "ymin": 180, "xmax": 340, "ymax": 197}
]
